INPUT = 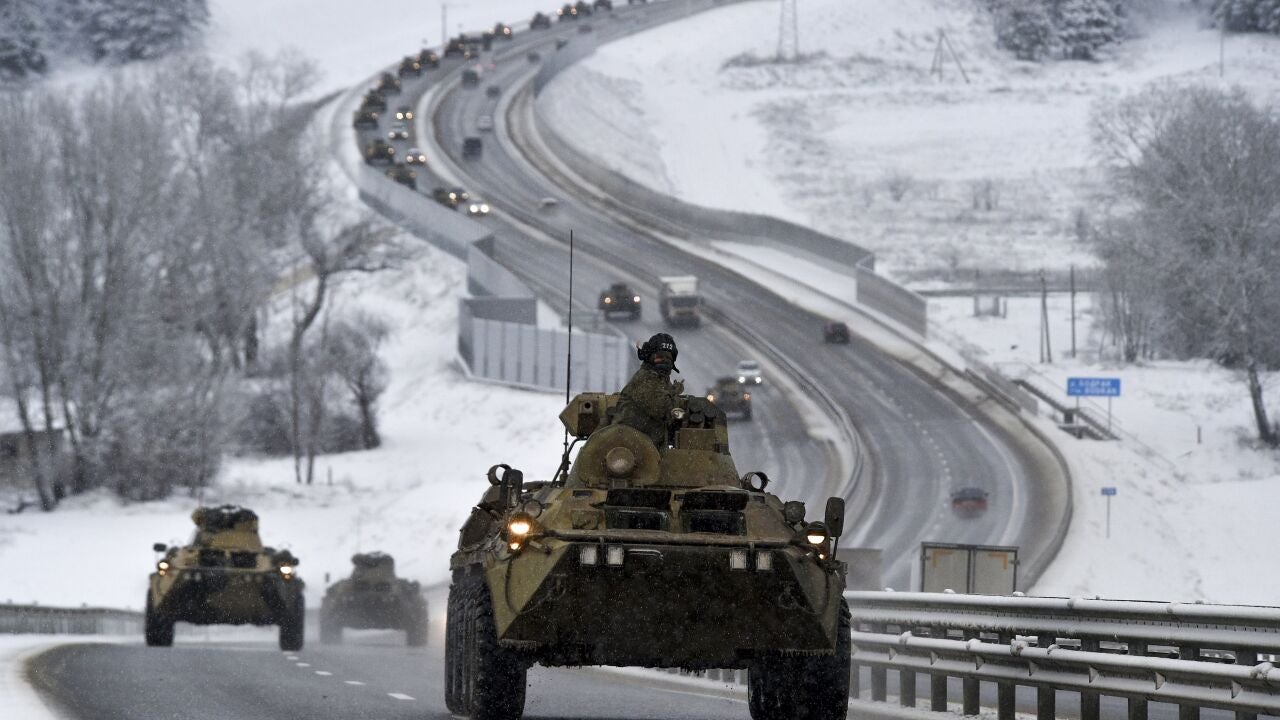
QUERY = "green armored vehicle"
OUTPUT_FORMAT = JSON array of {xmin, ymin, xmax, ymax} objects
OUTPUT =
[
  {"xmin": 446, "ymin": 393, "xmax": 850, "ymax": 720},
  {"xmin": 146, "ymin": 506, "xmax": 304, "ymax": 650},
  {"xmin": 320, "ymin": 552, "xmax": 428, "ymax": 646},
  {"xmin": 706, "ymin": 376, "xmax": 753, "ymax": 420}
]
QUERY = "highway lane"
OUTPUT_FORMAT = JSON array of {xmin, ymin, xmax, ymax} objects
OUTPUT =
[
  {"xmin": 28, "ymin": 623, "xmax": 748, "ymax": 720},
  {"xmin": 423, "ymin": 29, "xmax": 1055, "ymax": 588}
]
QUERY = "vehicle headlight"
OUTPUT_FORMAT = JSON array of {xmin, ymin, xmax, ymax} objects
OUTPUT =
[
  {"xmin": 755, "ymin": 377, "xmax": 762, "ymax": 384},
  {"xmin": 406, "ymin": 111, "xmax": 414, "ymax": 119},
  {"xmin": 805, "ymin": 522, "xmax": 828, "ymax": 546},
  {"xmin": 743, "ymin": 393, "xmax": 750, "ymax": 400},
  {"xmin": 633, "ymin": 295, "xmax": 641, "ymax": 302},
  {"xmin": 603, "ymin": 297, "xmax": 612, "ymax": 303},
  {"xmin": 279, "ymin": 565, "xmax": 295, "ymax": 579},
  {"xmin": 738, "ymin": 376, "xmax": 746, "ymax": 383},
  {"xmin": 706, "ymin": 393, "xmax": 715, "ymax": 402},
  {"xmin": 480, "ymin": 204, "xmax": 490, "ymax": 213},
  {"xmin": 469, "ymin": 204, "xmax": 479, "ymax": 213},
  {"xmin": 157, "ymin": 560, "xmax": 170, "ymax": 575},
  {"xmin": 507, "ymin": 513, "xmax": 534, "ymax": 538}
]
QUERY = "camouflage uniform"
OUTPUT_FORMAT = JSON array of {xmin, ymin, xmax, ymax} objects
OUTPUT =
[{"xmin": 613, "ymin": 364, "xmax": 683, "ymax": 447}]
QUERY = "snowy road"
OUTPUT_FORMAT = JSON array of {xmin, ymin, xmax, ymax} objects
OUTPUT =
[{"xmin": 414, "ymin": 9, "xmax": 1060, "ymax": 589}]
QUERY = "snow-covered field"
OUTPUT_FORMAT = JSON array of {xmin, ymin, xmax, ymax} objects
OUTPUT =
[{"xmin": 540, "ymin": 0, "xmax": 1280, "ymax": 282}]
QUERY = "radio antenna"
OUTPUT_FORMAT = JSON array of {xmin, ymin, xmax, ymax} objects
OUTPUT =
[{"xmin": 559, "ymin": 229, "xmax": 575, "ymax": 484}]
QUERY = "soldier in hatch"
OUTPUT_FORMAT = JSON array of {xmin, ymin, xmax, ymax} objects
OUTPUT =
[{"xmin": 613, "ymin": 333, "xmax": 685, "ymax": 447}]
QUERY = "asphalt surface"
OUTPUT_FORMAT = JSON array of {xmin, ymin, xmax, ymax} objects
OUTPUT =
[
  {"xmin": 27, "ymin": 602, "xmax": 749, "ymax": 720},
  {"xmin": 378, "ymin": 2, "xmax": 1060, "ymax": 590}
]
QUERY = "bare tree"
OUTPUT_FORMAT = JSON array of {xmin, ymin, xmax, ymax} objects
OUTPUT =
[
  {"xmin": 1094, "ymin": 84, "xmax": 1280, "ymax": 444},
  {"xmin": 327, "ymin": 314, "xmax": 390, "ymax": 450}
]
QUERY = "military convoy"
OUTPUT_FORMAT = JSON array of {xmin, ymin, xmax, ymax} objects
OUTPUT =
[
  {"xmin": 446, "ymin": 392, "xmax": 851, "ymax": 720},
  {"xmin": 659, "ymin": 275, "xmax": 702, "ymax": 327},
  {"xmin": 145, "ymin": 506, "xmax": 305, "ymax": 650},
  {"xmin": 364, "ymin": 138, "xmax": 396, "ymax": 165},
  {"xmin": 320, "ymin": 552, "xmax": 429, "ymax": 646},
  {"xmin": 386, "ymin": 164, "xmax": 418, "ymax": 190}
]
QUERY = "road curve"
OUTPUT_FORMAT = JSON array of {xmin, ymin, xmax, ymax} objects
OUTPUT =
[{"xmin": 416, "ymin": 7, "xmax": 1064, "ymax": 589}]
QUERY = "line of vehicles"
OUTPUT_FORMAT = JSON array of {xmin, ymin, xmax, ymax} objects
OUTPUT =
[{"xmin": 144, "ymin": 506, "xmax": 427, "ymax": 651}]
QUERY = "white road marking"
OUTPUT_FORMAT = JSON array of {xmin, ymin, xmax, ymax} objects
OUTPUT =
[
  {"xmin": 345, "ymin": 680, "xmax": 365, "ymax": 686},
  {"xmin": 296, "ymin": 662, "xmax": 311, "ymax": 668},
  {"xmin": 388, "ymin": 692, "xmax": 415, "ymax": 701},
  {"xmin": 315, "ymin": 671, "xmax": 332, "ymax": 676},
  {"xmin": 285, "ymin": 655, "xmax": 299, "ymax": 661}
]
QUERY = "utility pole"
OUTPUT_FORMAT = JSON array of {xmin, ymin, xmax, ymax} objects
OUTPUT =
[
  {"xmin": 777, "ymin": 0, "xmax": 799, "ymax": 61},
  {"xmin": 1039, "ymin": 269, "xmax": 1052, "ymax": 364},
  {"xmin": 1070, "ymin": 264, "xmax": 1077, "ymax": 359}
]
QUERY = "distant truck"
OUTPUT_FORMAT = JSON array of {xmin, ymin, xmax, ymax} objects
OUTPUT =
[{"xmin": 659, "ymin": 275, "xmax": 701, "ymax": 327}]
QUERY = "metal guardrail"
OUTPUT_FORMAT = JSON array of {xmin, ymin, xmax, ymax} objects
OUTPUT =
[
  {"xmin": 0, "ymin": 604, "xmax": 143, "ymax": 635},
  {"xmin": 845, "ymin": 591, "xmax": 1280, "ymax": 720}
]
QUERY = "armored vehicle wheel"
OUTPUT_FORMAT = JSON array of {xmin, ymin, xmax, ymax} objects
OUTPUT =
[
  {"xmin": 406, "ymin": 607, "xmax": 428, "ymax": 647},
  {"xmin": 279, "ymin": 595, "xmax": 305, "ymax": 652},
  {"xmin": 459, "ymin": 576, "xmax": 526, "ymax": 720},
  {"xmin": 143, "ymin": 591, "xmax": 174, "ymax": 647},
  {"xmin": 444, "ymin": 581, "xmax": 467, "ymax": 714},
  {"xmin": 319, "ymin": 610, "xmax": 342, "ymax": 645},
  {"xmin": 749, "ymin": 600, "xmax": 851, "ymax": 720}
]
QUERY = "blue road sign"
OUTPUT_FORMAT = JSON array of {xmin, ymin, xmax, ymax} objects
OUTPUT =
[
  {"xmin": 1068, "ymin": 377, "xmax": 1121, "ymax": 397},
  {"xmin": 1101, "ymin": 487, "xmax": 1117, "ymax": 496}
]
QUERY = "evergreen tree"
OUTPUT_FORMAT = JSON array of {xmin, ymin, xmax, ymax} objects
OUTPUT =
[
  {"xmin": 1057, "ymin": 0, "xmax": 1119, "ymax": 59},
  {"xmin": 0, "ymin": 0, "xmax": 48, "ymax": 78},
  {"xmin": 81, "ymin": 0, "xmax": 209, "ymax": 63},
  {"xmin": 998, "ymin": 0, "xmax": 1055, "ymax": 61}
]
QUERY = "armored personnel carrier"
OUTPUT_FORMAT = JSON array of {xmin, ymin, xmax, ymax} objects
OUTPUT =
[
  {"xmin": 146, "ymin": 506, "xmax": 304, "ymax": 650},
  {"xmin": 446, "ymin": 393, "xmax": 850, "ymax": 720},
  {"xmin": 597, "ymin": 282, "xmax": 641, "ymax": 320},
  {"xmin": 320, "ymin": 552, "xmax": 428, "ymax": 646},
  {"xmin": 706, "ymin": 376, "xmax": 752, "ymax": 420}
]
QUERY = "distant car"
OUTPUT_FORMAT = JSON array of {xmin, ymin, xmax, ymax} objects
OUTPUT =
[
  {"xmin": 527, "ymin": 51, "xmax": 542, "ymax": 64},
  {"xmin": 394, "ymin": 105, "xmax": 414, "ymax": 122},
  {"xmin": 598, "ymin": 282, "xmax": 641, "ymax": 320},
  {"xmin": 706, "ymin": 377, "xmax": 752, "ymax": 420},
  {"xmin": 363, "ymin": 139, "xmax": 395, "ymax": 165},
  {"xmin": 950, "ymin": 487, "xmax": 989, "ymax": 518},
  {"xmin": 462, "ymin": 136, "xmax": 483, "ymax": 159},
  {"xmin": 531, "ymin": 11, "xmax": 552, "ymax": 29},
  {"xmin": 477, "ymin": 114, "xmax": 494, "ymax": 132},
  {"xmin": 398, "ymin": 56, "xmax": 422, "ymax": 77},
  {"xmin": 462, "ymin": 68, "xmax": 481, "ymax": 88},
  {"xmin": 405, "ymin": 147, "xmax": 427, "ymax": 165},
  {"xmin": 466, "ymin": 199, "xmax": 492, "ymax": 216},
  {"xmin": 432, "ymin": 186, "xmax": 461, "ymax": 209},
  {"xmin": 362, "ymin": 90, "xmax": 387, "ymax": 112},
  {"xmin": 537, "ymin": 197, "xmax": 559, "ymax": 213},
  {"xmin": 557, "ymin": 3, "xmax": 579, "ymax": 21},
  {"xmin": 385, "ymin": 164, "xmax": 417, "ymax": 190},
  {"xmin": 493, "ymin": 22, "xmax": 513, "ymax": 39},
  {"xmin": 445, "ymin": 37, "xmax": 466, "ymax": 57},
  {"xmin": 735, "ymin": 360, "xmax": 763, "ymax": 386},
  {"xmin": 387, "ymin": 121, "xmax": 409, "ymax": 141},
  {"xmin": 352, "ymin": 108, "xmax": 379, "ymax": 130},
  {"xmin": 417, "ymin": 49, "xmax": 440, "ymax": 68},
  {"xmin": 376, "ymin": 72, "xmax": 401, "ymax": 95},
  {"xmin": 594, "ymin": 0, "xmax": 614, "ymax": 9},
  {"xmin": 575, "ymin": 1, "xmax": 594, "ymax": 16},
  {"xmin": 485, "ymin": 85, "xmax": 501, "ymax": 98},
  {"xmin": 824, "ymin": 321, "xmax": 850, "ymax": 344}
]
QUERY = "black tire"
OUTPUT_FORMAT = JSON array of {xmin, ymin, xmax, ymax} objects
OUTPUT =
[
  {"xmin": 464, "ymin": 578, "xmax": 526, "ymax": 720},
  {"xmin": 444, "ymin": 580, "xmax": 467, "ymax": 715},
  {"xmin": 750, "ymin": 599, "xmax": 850, "ymax": 720},
  {"xmin": 319, "ymin": 608, "xmax": 342, "ymax": 645},
  {"xmin": 143, "ymin": 591, "xmax": 174, "ymax": 647},
  {"xmin": 279, "ymin": 593, "xmax": 305, "ymax": 652}
]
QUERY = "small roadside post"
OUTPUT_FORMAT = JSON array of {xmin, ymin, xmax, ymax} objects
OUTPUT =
[{"xmin": 1101, "ymin": 486, "xmax": 1117, "ymax": 538}]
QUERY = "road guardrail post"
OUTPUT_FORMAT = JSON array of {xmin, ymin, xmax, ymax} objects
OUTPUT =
[
  {"xmin": 963, "ymin": 630, "xmax": 980, "ymax": 715},
  {"xmin": 1080, "ymin": 637, "xmax": 1101, "ymax": 720},
  {"xmin": 1128, "ymin": 640, "xmax": 1149, "ymax": 720},
  {"xmin": 870, "ymin": 622, "xmax": 888, "ymax": 702},
  {"xmin": 900, "ymin": 667, "xmax": 916, "ymax": 708},
  {"xmin": 997, "ymin": 631, "xmax": 1016, "ymax": 720},
  {"xmin": 1178, "ymin": 645, "xmax": 1201, "ymax": 720},
  {"xmin": 929, "ymin": 626, "xmax": 948, "ymax": 711},
  {"xmin": 1234, "ymin": 649, "xmax": 1258, "ymax": 720},
  {"xmin": 849, "ymin": 661, "xmax": 860, "ymax": 700},
  {"xmin": 1037, "ymin": 633, "xmax": 1056, "ymax": 719}
]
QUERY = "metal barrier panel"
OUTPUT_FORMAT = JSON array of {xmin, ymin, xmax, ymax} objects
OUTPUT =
[{"xmin": 519, "ymin": 324, "xmax": 537, "ymax": 386}]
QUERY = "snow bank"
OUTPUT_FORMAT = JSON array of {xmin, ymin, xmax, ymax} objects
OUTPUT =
[{"xmin": 540, "ymin": 0, "xmax": 1280, "ymax": 281}]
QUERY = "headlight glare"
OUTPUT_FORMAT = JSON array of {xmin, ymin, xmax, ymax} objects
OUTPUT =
[
  {"xmin": 507, "ymin": 514, "xmax": 534, "ymax": 538},
  {"xmin": 805, "ymin": 522, "xmax": 828, "ymax": 546}
]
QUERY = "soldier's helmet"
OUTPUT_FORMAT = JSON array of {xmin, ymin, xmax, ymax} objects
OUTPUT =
[{"xmin": 636, "ymin": 333, "xmax": 679, "ymax": 372}]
